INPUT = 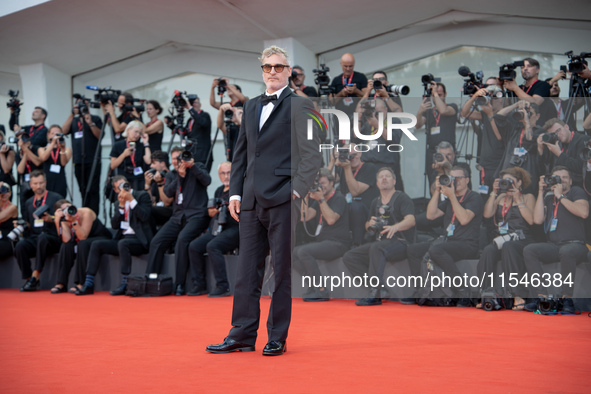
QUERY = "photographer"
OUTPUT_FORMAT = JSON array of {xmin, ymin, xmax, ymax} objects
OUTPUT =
[
  {"xmin": 210, "ymin": 78, "xmax": 248, "ymax": 110},
  {"xmin": 10, "ymin": 106, "xmax": 48, "ymax": 148},
  {"xmin": 342, "ymin": 167, "xmax": 415, "ymax": 306},
  {"xmin": 185, "ymin": 96, "xmax": 213, "ymax": 172},
  {"xmin": 477, "ymin": 167, "xmax": 535, "ymax": 310},
  {"xmin": 537, "ymin": 118, "xmax": 590, "ymax": 188},
  {"xmin": 13, "ymin": 170, "xmax": 62, "ymax": 291},
  {"xmin": 145, "ymin": 147, "xmax": 211, "ymax": 296},
  {"xmin": 362, "ymin": 71, "xmax": 404, "ymax": 112},
  {"xmin": 0, "ymin": 182, "xmax": 18, "ymax": 259},
  {"xmin": 103, "ymin": 92, "xmax": 136, "ymax": 142},
  {"xmin": 523, "ymin": 167, "xmax": 589, "ymax": 314},
  {"xmin": 188, "ymin": 162, "xmax": 239, "ymax": 297},
  {"xmin": 290, "ymin": 66, "xmax": 318, "ymax": 97},
  {"xmin": 141, "ymin": 100, "xmax": 164, "ymax": 153},
  {"xmin": 0, "ymin": 130, "xmax": 16, "ymax": 190},
  {"xmin": 144, "ymin": 150, "xmax": 173, "ymax": 228},
  {"xmin": 77, "ymin": 176, "xmax": 153, "ymax": 295},
  {"xmin": 294, "ymin": 168, "xmax": 351, "ymax": 302},
  {"xmin": 330, "ymin": 53, "xmax": 368, "ymax": 116},
  {"xmin": 327, "ymin": 142, "xmax": 378, "ymax": 245},
  {"xmin": 460, "ymin": 87, "xmax": 506, "ymax": 194},
  {"xmin": 216, "ymin": 103, "xmax": 243, "ymax": 162},
  {"xmin": 36, "ymin": 125, "xmax": 72, "ymax": 198},
  {"xmin": 110, "ymin": 120, "xmax": 152, "ymax": 191},
  {"xmin": 494, "ymin": 100, "xmax": 542, "ymax": 193},
  {"xmin": 50, "ymin": 199, "xmax": 111, "ymax": 294},
  {"xmin": 407, "ymin": 165, "xmax": 484, "ymax": 305},
  {"xmin": 415, "ymin": 81, "xmax": 458, "ymax": 185},
  {"xmin": 62, "ymin": 97, "xmax": 103, "ymax": 214}
]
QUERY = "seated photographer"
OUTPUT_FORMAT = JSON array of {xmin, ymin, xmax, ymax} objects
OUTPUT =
[
  {"xmin": 0, "ymin": 130, "xmax": 17, "ymax": 192},
  {"xmin": 537, "ymin": 118, "xmax": 590, "ymax": 189},
  {"xmin": 216, "ymin": 104, "xmax": 243, "ymax": 162},
  {"xmin": 294, "ymin": 168, "xmax": 350, "ymax": 302},
  {"xmin": 145, "ymin": 147, "xmax": 211, "ymax": 296},
  {"xmin": 36, "ymin": 125, "xmax": 72, "ymax": 198},
  {"xmin": 407, "ymin": 165, "xmax": 484, "ymax": 305},
  {"xmin": 188, "ymin": 162, "xmax": 239, "ymax": 297},
  {"xmin": 460, "ymin": 87, "xmax": 506, "ymax": 194},
  {"xmin": 494, "ymin": 100, "xmax": 542, "ymax": 194},
  {"xmin": 210, "ymin": 78, "xmax": 248, "ymax": 110},
  {"xmin": 144, "ymin": 150, "xmax": 173, "ymax": 229},
  {"xmin": 477, "ymin": 167, "xmax": 535, "ymax": 310},
  {"xmin": 77, "ymin": 176, "xmax": 153, "ymax": 296},
  {"xmin": 415, "ymin": 81, "xmax": 458, "ymax": 185},
  {"xmin": 62, "ymin": 96, "xmax": 103, "ymax": 214},
  {"xmin": 523, "ymin": 166, "xmax": 589, "ymax": 314},
  {"xmin": 290, "ymin": 66, "xmax": 318, "ymax": 98},
  {"xmin": 13, "ymin": 170, "xmax": 62, "ymax": 291},
  {"xmin": 361, "ymin": 71, "xmax": 404, "ymax": 112},
  {"xmin": 50, "ymin": 199, "xmax": 111, "ymax": 294},
  {"xmin": 185, "ymin": 96, "xmax": 213, "ymax": 172},
  {"xmin": 110, "ymin": 120, "xmax": 152, "ymax": 191},
  {"xmin": 103, "ymin": 92, "xmax": 136, "ymax": 142},
  {"xmin": 327, "ymin": 142, "xmax": 378, "ymax": 246},
  {"xmin": 342, "ymin": 167, "xmax": 415, "ymax": 306},
  {"xmin": 0, "ymin": 182, "xmax": 18, "ymax": 259},
  {"xmin": 142, "ymin": 100, "xmax": 164, "ymax": 152}
]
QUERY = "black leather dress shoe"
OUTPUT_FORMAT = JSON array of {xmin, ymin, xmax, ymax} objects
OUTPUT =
[
  {"xmin": 187, "ymin": 286, "xmax": 208, "ymax": 296},
  {"xmin": 20, "ymin": 277, "xmax": 40, "ymax": 292},
  {"xmin": 206, "ymin": 337, "xmax": 255, "ymax": 353},
  {"xmin": 110, "ymin": 283, "xmax": 127, "ymax": 296},
  {"xmin": 208, "ymin": 287, "xmax": 230, "ymax": 298},
  {"xmin": 75, "ymin": 285, "xmax": 94, "ymax": 295},
  {"xmin": 262, "ymin": 341, "xmax": 286, "ymax": 356},
  {"xmin": 174, "ymin": 285, "xmax": 186, "ymax": 296}
]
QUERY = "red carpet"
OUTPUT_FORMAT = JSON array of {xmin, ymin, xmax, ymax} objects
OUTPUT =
[{"xmin": 0, "ymin": 289, "xmax": 589, "ymax": 393}]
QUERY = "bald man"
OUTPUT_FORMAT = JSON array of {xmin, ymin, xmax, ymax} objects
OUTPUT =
[{"xmin": 330, "ymin": 53, "xmax": 367, "ymax": 99}]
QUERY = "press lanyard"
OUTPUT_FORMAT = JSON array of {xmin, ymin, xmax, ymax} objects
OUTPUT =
[
  {"xmin": 432, "ymin": 109, "xmax": 441, "ymax": 127},
  {"xmin": 450, "ymin": 190, "xmax": 469, "ymax": 225},
  {"xmin": 523, "ymin": 79, "xmax": 538, "ymax": 95},
  {"xmin": 342, "ymin": 74, "xmax": 353, "ymax": 87},
  {"xmin": 33, "ymin": 191, "xmax": 48, "ymax": 208},
  {"xmin": 127, "ymin": 141, "xmax": 137, "ymax": 168},
  {"xmin": 318, "ymin": 189, "xmax": 336, "ymax": 224},
  {"xmin": 50, "ymin": 148, "xmax": 60, "ymax": 164}
]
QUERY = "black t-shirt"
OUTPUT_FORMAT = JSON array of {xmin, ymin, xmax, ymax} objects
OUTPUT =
[
  {"xmin": 478, "ymin": 111, "xmax": 506, "ymax": 171},
  {"xmin": 302, "ymin": 86, "xmax": 318, "ymax": 97},
  {"xmin": 538, "ymin": 132, "xmax": 590, "ymax": 188},
  {"xmin": 186, "ymin": 109, "xmax": 212, "ymax": 163},
  {"xmin": 308, "ymin": 191, "xmax": 350, "ymax": 244},
  {"xmin": 438, "ymin": 190, "xmax": 483, "ymax": 245},
  {"xmin": 425, "ymin": 104, "xmax": 459, "ymax": 149},
  {"xmin": 544, "ymin": 186, "xmax": 587, "ymax": 244},
  {"xmin": 23, "ymin": 124, "xmax": 48, "ymax": 148},
  {"xmin": 109, "ymin": 140, "xmax": 148, "ymax": 182},
  {"xmin": 330, "ymin": 71, "xmax": 368, "ymax": 95},
  {"xmin": 335, "ymin": 162, "xmax": 379, "ymax": 210},
  {"xmin": 519, "ymin": 80, "xmax": 552, "ymax": 125},
  {"xmin": 68, "ymin": 115, "xmax": 103, "ymax": 164},
  {"xmin": 368, "ymin": 191, "xmax": 415, "ymax": 242},
  {"xmin": 23, "ymin": 190, "xmax": 61, "ymax": 237},
  {"xmin": 112, "ymin": 111, "xmax": 134, "ymax": 142},
  {"xmin": 494, "ymin": 115, "xmax": 542, "ymax": 182}
]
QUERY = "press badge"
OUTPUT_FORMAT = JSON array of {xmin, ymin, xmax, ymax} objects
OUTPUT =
[
  {"xmin": 430, "ymin": 127, "xmax": 441, "ymax": 135},
  {"xmin": 120, "ymin": 221, "xmax": 130, "ymax": 230},
  {"xmin": 74, "ymin": 245, "xmax": 78, "ymax": 254},
  {"xmin": 34, "ymin": 219, "xmax": 44, "ymax": 228},
  {"xmin": 133, "ymin": 167, "xmax": 143, "ymax": 176},
  {"xmin": 315, "ymin": 223, "xmax": 322, "ymax": 236},
  {"xmin": 446, "ymin": 223, "xmax": 455, "ymax": 237},
  {"xmin": 478, "ymin": 185, "xmax": 489, "ymax": 194},
  {"xmin": 177, "ymin": 193, "xmax": 183, "ymax": 204},
  {"xmin": 24, "ymin": 174, "xmax": 30, "ymax": 182},
  {"xmin": 513, "ymin": 147, "xmax": 526, "ymax": 156},
  {"xmin": 499, "ymin": 222, "xmax": 509, "ymax": 235},
  {"xmin": 156, "ymin": 201, "xmax": 164, "ymax": 207},
  {"xmin": 345, "ymin": 193, "xmax": 353, "ymax": 203},
  {"xmin": 550, "ymin": 218, "xmax": 558, "ymax": 232},
  {"xmin": 50, "ymin": 164, "xmax": 61, "ymax": 173},
  {"xmin": 343, "ymin": 97, "xmax": 354, "ymax": 106},
  {"xmin": 74, "ymin": 131, "xmax": 84, "ymax": 139}
]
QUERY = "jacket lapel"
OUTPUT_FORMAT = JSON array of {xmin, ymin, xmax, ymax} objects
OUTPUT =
[{"xmin": 259, "ymin": 89, "xmax": 292, "ymax": 136}]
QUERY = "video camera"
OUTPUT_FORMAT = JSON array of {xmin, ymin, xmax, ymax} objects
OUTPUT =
[
  {"xmin": 86, "ymin": 85, "xmax": 122, "ymax": 107},
  {"xmin": 313, "ymin": 64, "xmax": 334, "ymax": 96},
  {"xmin": 6, "ymin": 90, "xmax": 23, "ymax": 114},
  {"xmin": 165, "ymin": 90, "xmax": 197, "ymax": 136},
  {"xmin": 421, "ymin": 74, "xmax": 441, "ymax": 97},
  {"xmin": 72, "ymin": 93, "xmax": 91, "ymax": 114},
  {"xmin": 499, "ymin": 61, "xmax": 525, "ymax": 81},
  {"xmin": 458, "ymin": 66, "xmax": 485, "ymax": 96},
  {"xmin": 122, "ymin": 99, "xmax": 146, "ymax": 113},
  {"xmin": 565, "ymin": 51, "xmax": 591, "ymax": 74}
]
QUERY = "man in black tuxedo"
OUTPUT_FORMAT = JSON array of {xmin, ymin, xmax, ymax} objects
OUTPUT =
[
  {"xmin": 77, "ymin": 175, "xmax": 154, "ymax": 295},
  {"xmin": 207, "ymin": 45, "xmax": 321, "ymax": 356}
]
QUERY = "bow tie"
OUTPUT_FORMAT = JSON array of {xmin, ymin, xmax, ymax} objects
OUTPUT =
[{"xmin": 260, "ymin": 94, "xmax": 278, "ymax": 106}]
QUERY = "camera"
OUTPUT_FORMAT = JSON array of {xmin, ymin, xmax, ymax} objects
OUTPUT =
[
  {"xmin": 6, "ymin": 89, "xmax": 23, "ymax": 114},
  {"xmin": 538, "ymin": 295, "xmax": 562, "ymax": 313},
  {"xmin": 361, "ymin": 101, "xmax": 375, "ymax": 118},
  {"xmin": 365, "ymin": 217, "xmax": 387, "ymax": 241},
  {"xmin": 128, "ymin": 141, "xmax": 136, "ymax": 150},
  {"xmin": 565, "ymin": 51, "xmax": 591, "ymax": 74},
  {"xmin": 492, "ymin": 230, "xmax": 524, "ymax": 250},
  {"xmin": 63, "ymin": 205, "xmax": 77, "ymax": 216},
  {"xmin": 309, "ymin": 174, "xmax": 321, "ymax": 193},
  {"xmin": 511, "ymin": 106, "xmax": 531, "ymax": 121},
  {"xmin": 180, "ymin": 150, "xmax": 192, "ymax": 162},
  {"xmin": 338, "ymin": 152, "xmax": 353, "ymax": 162},
  {"xmin": 0, "ymin": 184, "xmax": 9, "ymax": 194},
  {"xmin": 33, "ymin": 204, "xmax": 50, "ymax": 219},
  {"xmin": 73, "ymin": 94, "xmax": 91, "ymax": 114},
  {"xmin": 208, "ymin": 197, "xmax": 229, "ymax": 230},
  {"xmin": 181, "ymin": 138, "xmax": 194, "ymax": 150},
  {"xmin": 499, "ymin": 60, "xmax": 525, "ymax": 81},
  {"xmin": 498, "ymin": 178, "xmax": 515, "ymax": 193},
  {"xmin": 120, "ymin": 182, "xmax": 131, "ymax": 192},
  {"xmin": 313, "ymin": 64, "xmax": 334, "ymax": 96},
  {"xmin": 386, "ymin": 85, "xmax": 409, "ymax": 95},
  {"xmin": 122, "ymin": 99, "xmax": 145, "ymax": 113},
  {"xmin": 373, "ymin": 80, "xmax": 383, "ymax": 90},
  {"xmin": 480, "ymin": 288, "xmax": 502, "ymax": 311},
  {"xmin": 86, "ymin": 85, "xmax": 122, "ymax": 107},
  {"xmin": 544, "ymin": 174, "xmax": 562, "ymax": 191},
  {"xmin": 433, "ymin": 152, "xmax": 445, "ymax": 163},
  {"xmin": 217, "ymin": 78, "xmax": 227, "ymax": 95},
  {"xmin": 147, "ymin": 168, "xmax": 168, "ymax": 179},
  {"xmin": 509, "ymin": 155, "xmax": 525, "ymax": 167},
  {"xmin": 224, "ymin": 109, "xmax": 234, "ymax": 123},
  {"xmin": 582, "ymin": 141, "xmax": 591, "ymax": 161},
  {"xmin": 439, "ymin": 174, "xmax": 455, "ymax": 187},
  {"xmin": 421, "ymin": 74, "xmax": 441, "ymax": 97},
  {"xmin": 7, "ymin": 218, "xmax": 27, "ymax": 241},
  {"xmin": 166, "ymin": 90, "xmax": 196, "ymax": 136},
  {"xmin": 0, "ymin": 141, "xmax": 14, "ymax": 152},
  {"xmin": 458, "ymin": 66, "xmax": 485, "ymax": 96},
  {"xmin": 54, "ymin": 133, "xmax": 65, "ymax": 144},
  {"xmin": 541, "ymin": 132, "xmax": 558, "ymax": 144}
]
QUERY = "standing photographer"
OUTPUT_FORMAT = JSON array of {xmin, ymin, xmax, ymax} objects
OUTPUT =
[
  {"xmin": 36, "ymin": 125, "xmax": 72, "ymax": 198},
  {"xmin": 142, "ymin": 100, "xmax": 164, "ymax": 152},
  {"xmin": 62, "ymin": 97, "xmax": 103, "ymax": 214},
  {"xmin": 0, "ymin": 182, "xmax": 18, "ymax": 259},
  {"xmin": 10, "ymin": 106, "xmax": 48, "ymax": 148},
  {"xmin": 110, "ymin": 121, "xmax": 152, "ymax": 191},
  {"xmin": 185, "ymin": 96, "xmax": 213, "ymax": 172},
  {"xmin": 0, "ymin": 131, "xmax": 16, "ymax": 191},
  {"xmin": 210, "ymin": 78, "xmax": 248, "ymax": 110},
  {"xmin": 290, "ymin": 66, "xmax": 318, "ymax": 98},
  {"xmin": 523, "ymin": 167, "xmax": 589, "ymax": 314},
  {"xmin": 216, "ymin": 104, "xmax": 243, "ymax": 162},
  {"xmin": 103, "ymin": 93, "xmax": 136, "ymax": 142}
]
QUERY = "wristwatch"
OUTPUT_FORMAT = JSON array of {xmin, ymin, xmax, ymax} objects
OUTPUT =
[{"xmin": 557, "ymin": 194, "xmax": 566, "ymax": 201}]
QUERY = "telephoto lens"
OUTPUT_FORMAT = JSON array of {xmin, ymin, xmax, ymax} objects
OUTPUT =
[
  {"xmin": 439, "ymin": 174, "xmax": 455, "ymax": 187},
  {"xmin": 66, "ymin": 205, "xmax": 77, "ymax": 216},
  {"xmin": 181, "ymin": 150, "xmax": 192, "ymax": 161}
]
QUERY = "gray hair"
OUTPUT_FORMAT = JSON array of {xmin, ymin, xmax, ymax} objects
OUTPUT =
[
  {"xmin": 125, "ymin": 120, "xmax": 144, "ymax": 134},
  {"xmin": 259, "ymin": 45, "xmax": 290, "ymax": 65},
  {"xmin": 436, "ymin": 141, "xmax": 455, "ymax": 153}
]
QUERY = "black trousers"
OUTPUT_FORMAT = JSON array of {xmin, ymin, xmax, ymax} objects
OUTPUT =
[
  {"xmin": 349, "ymin": 200, "xmax": 368, "ymax": 245},
  {"xmin": 151, "ymin": 206, "xmax": 173, "ymax": 228},
  {"xmin": 523, "ymin": 242, "xmax": 587, "ymax": 298},
  {"xmin": 74, "ymin": 162, "xmax": 101, "ymax": 215},
  {"xmin": 14, "ymin": 233, "xmax": 61, "ymax": 279},
  {"xmin": 86, "ymin": 236, "xmax": 148, "ymax": 276},
  {"xmin": 56, "ymin": 236, "xmax": 110, "ymax": 286},
  {"xmin": 293, "ymin": 239, "xmax": 349, "ymax": 283},
  {"xmin": 228, "ymin": 200, "xmax": 293, "ymax": 345},
  {"xmin": 342, "ymin": 239, "xmax": 408, "ymax": 283},
  {"xmin": 0, "ymin": 239, "xmax": 14, "ymax": 260},
  {"xmin": 407, "ymin": 239, "xmax": 479, "ymax": 278},
  {"xmin": 188, "ymin": 226, "xmax": 240, "ymax": 290},
  {"xmin": 146, "ymin": 215, "xmax": 210, "ymax": 287},
  {"xmin": 477, "ymin": 239, "xmax": 532, "ymax": 297}
]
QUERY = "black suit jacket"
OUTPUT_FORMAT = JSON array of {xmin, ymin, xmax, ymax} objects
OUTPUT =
[
  {"xmin": 230, "ymin": 89, "xmax": 321, "ymax": 210},
  {"xmin": 112, "ymin": 190, "xmax": 154, "ymax": 248}
]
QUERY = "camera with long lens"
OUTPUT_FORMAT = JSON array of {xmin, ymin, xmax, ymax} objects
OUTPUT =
[
  {"xmin": 542, "ymin": 132, "xmax": 559, "ymax": 144},
  {"xmin": 6, "ymin": 89, "xmax": 23, "ymax": 115},
  {"xmin": 33, "ymin": 204, "xmax": 50, "ymax": 219},
  {"xmin": 499, "ymin": 60, "xmax": 525, "ymax": 81},
  {"xmin": 538, "ymin": 295, "xmax": 562, "ymax": 313},
  {"xmin": 474, "ymin": 85, "xmax": 505, "ymax": 106},
  {"xmin": 72, "ymin": 94, "xmax": 90, "ymax": 114},
  {"xmin": 421, "ymin": 74, "xmax": 441, "ymax": 97},
  {"xmin": 313, "ymin": 64, "xmax": 334, "ymax": 96},
  {"xmin": 63, "ymin": 205, "xmax": 77, "ymax": 217},
  {"xmin": 498, "ymin": 178, "xmax": 515, "ymax": 193},
  {"xmin": 544, "ymin": 174, "xmax": 562, "ymax": 192},
  {"xmin": 458, "ymin": 66, "xmax": 485, "ymax": 96},
  {"xmin": 223, "ymin": 109, "xmax": 234, "ymax": 124},
  {"xmin": 439, "ymin": 174, "xmax": 455, "ymax": 187},
  {"xmin": 361, "ymin": 100, "xmax": 375, "ymax": 118},
  {"xmin": 481, "ymin": 288, "xmax": 502, "ymax": 311},
  {"xmin": 54, "ymin": 133, "xmax": 65, "ymax": 144},
  {"xmin": 386, "ymin": 85, "xmax": 410, "ymax": 95},
  {"xmin": 365, "ymin": 204, "xmax": 391, "ymax": 241},
  {"xmin": 180, "ymin": 150, "xmax": 192, "ymax": 162},
  {"xmin": 433, "ymin": 152, "xmax": 445, "ymax": 164},
  {"xmin": 123, "ymin": 99, "xmax": 146, "ymax": 113},
  {"xmin": 217, "ymin": 78, "xmax": 227, "ymax": 95},
  {"xmin": 565, "ymin": 51, "xmax": 591, "ymax": 74},
  {"xmin": 86, "ymin": 85, "xmax": 122, "ymax": 107},
  {"xmin": 120, "ymin": 182, "xmax": 131, "ymax": 192},
  {"xmin": 7, "ymin": 218, "xmax": 27, "ymax": 242}
]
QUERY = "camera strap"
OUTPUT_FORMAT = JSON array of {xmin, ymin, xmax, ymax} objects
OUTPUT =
[
  {"xmin": 318, "ymin": 189, "xmax": 336, "ymax": 225},
  {"xmin": 381, "ymin": 191, "xmax": 406, "ymax": 242}
]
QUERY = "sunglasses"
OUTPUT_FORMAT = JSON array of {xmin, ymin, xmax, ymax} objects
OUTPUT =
[{"xmin": 261, "ymin": 64, "xmax": 290, "ymax": 73}]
